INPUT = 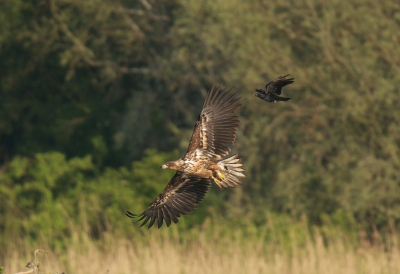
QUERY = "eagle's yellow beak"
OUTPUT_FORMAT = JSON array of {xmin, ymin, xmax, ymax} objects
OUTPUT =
[{"xmin": 161, "ymin": 164, "xmax": 168, "ymax": 169}]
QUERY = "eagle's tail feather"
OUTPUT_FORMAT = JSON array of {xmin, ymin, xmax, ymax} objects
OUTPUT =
[{"xmin": 216, "ymin": 154, "xmax": 245, "ymax": 189}]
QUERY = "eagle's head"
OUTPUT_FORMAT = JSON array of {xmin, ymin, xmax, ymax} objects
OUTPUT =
[{"xmin": 160, "ymin": 160, "xmax": 184, "ymax": 171}]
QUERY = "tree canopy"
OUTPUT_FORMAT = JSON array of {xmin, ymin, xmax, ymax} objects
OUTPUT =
[{"xmin": 1, "ymin": 0, "xmax": 400, "ymax": 246}]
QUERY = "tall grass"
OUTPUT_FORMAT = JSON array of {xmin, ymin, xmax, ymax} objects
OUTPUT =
[{"xmin": 3, "ymin": 216, "xmax": 400, "ymax": 274}]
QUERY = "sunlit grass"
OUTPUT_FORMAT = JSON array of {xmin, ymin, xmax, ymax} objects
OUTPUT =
[{"xmin": 3, "ymin": 217, "xmax": 400, "ymax": 274}]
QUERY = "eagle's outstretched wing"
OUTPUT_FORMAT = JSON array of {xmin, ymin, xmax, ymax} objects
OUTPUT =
[
  {"xmin": 266, "ymin": 74, "xmax": 295, "ymax": 95},
  {"xmin": 185, "ymin": 85, "xmax": 241, "ymax": 159},
  {"xmin": 126, "ymin": 172, "xmax": 212, "ymax": 228}
]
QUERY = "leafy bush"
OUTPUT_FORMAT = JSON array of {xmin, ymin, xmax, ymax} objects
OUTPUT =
[{"xmin": 0, "ymin": 150, "xmax": 180, "ymax": 248}]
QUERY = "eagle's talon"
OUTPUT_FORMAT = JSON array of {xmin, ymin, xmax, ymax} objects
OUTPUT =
[
  {"xmin": 213, "ymin": 177, "xmax": 224, "ymax": 189},
  {"xmin": 216, "ymin": 171, "xmax": 226, "ymax": 180}
]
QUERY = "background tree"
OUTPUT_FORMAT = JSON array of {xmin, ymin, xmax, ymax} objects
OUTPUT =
[{"xmin": 1, "ymin": 0, "xmax": 400, "ymax": 249}]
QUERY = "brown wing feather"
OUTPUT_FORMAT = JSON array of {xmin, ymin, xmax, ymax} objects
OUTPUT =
[
  {"xmin": 186, "ymin": 119, "xmax": 202, "ymax": 155},
  {"xmin": 186, "ymin": 84, "xmax": 241, "ymax": 159},
  {"xmin": 126, "ymin": 172, "xmax": 212, "ymax": 228},
  {"xmin": 266, "ymin": 74, "xmax": 295, "ymax": 95}
]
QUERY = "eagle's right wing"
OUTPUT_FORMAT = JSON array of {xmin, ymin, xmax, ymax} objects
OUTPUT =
[{"xmin": 126, "ymin": 172, "xmax": 212, "ymax": 228}]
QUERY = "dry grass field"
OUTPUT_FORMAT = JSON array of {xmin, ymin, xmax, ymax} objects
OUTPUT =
[{"xmin": 3, "ymin": 223, "xmax": 400, "ymax": 274}]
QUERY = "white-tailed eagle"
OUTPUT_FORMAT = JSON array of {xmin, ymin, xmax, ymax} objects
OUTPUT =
[{"xmin": 126, "ymin": 85, "xmax": 245, "ymax": 228}]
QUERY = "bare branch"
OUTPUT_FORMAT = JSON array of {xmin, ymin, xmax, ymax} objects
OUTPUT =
[
  {"xmin": 34, "ymin": 249, "xmax": 48, "ymax": 260},
  {"xmin": 14, "ymin": 249, "xmax": 49, "ymax": 274},
  {"xmin": 126, "ymin": 9, "xmax": 169, "ymax": 21},
  {"xmin": 14, "ymin": 270, "xmax": 34, "ymax": 274},
  {"xmin": 139, "ymin": 0, "xmax": 152, "ymax": 10}
]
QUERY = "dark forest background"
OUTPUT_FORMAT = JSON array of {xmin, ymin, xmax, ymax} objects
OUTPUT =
[{"xmin": 1, "ymin": 0, "xmax": 400, "ymax": 249}]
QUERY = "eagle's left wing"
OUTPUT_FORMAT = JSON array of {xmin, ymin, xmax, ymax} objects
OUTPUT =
[
  {"xmin": 126, "ymin": 172, "xmax": 212, "ymax": 228},
  {"xmin": 185, "ymin": 85, "xmax": 241, "ymax": 159}
]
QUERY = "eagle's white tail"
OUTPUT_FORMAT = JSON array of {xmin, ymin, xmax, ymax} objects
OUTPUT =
[{"xmin": 215, "ymin": 154, "xmax": 245, "ymax": 189}]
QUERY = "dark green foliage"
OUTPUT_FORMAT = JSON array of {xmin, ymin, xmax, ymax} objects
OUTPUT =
[
  {"xmin": 0, "ymin": 149, "xmax": 177, "ymax": 247},
  {"xmin": 0, "ymin": 0, "xmax": 181, "ymax": 165},
  {"xmin": 1, "ymin": 0, "xmax": 400, "ymax": 246}
]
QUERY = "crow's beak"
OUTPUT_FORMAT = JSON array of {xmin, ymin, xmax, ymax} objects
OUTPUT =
[{"xmin": 161, "ymin": 164, "xmax": 168, "ymax": 169}]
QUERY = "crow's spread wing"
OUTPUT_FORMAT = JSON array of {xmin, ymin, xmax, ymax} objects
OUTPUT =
[{"xmin": 266, "ymin": 74, "xmax": 295, "ymax": 95}]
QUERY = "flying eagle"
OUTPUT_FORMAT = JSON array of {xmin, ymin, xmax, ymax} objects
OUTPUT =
[
  {"xmin": 126, "ymin": 85, "xmax": 245, "ymax": 228},
  {"xmin": 254, "ymin": 74, "xmax": 294, "ymax": 103}
]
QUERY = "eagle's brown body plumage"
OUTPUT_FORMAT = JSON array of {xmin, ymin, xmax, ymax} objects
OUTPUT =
[
  {"xmin": 162, "ymin": 158, "xmax": 221, "ymax": 178},
  {"xmin": 126, "ymin": 85, "xmax": 245, "ymax": 228}
]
